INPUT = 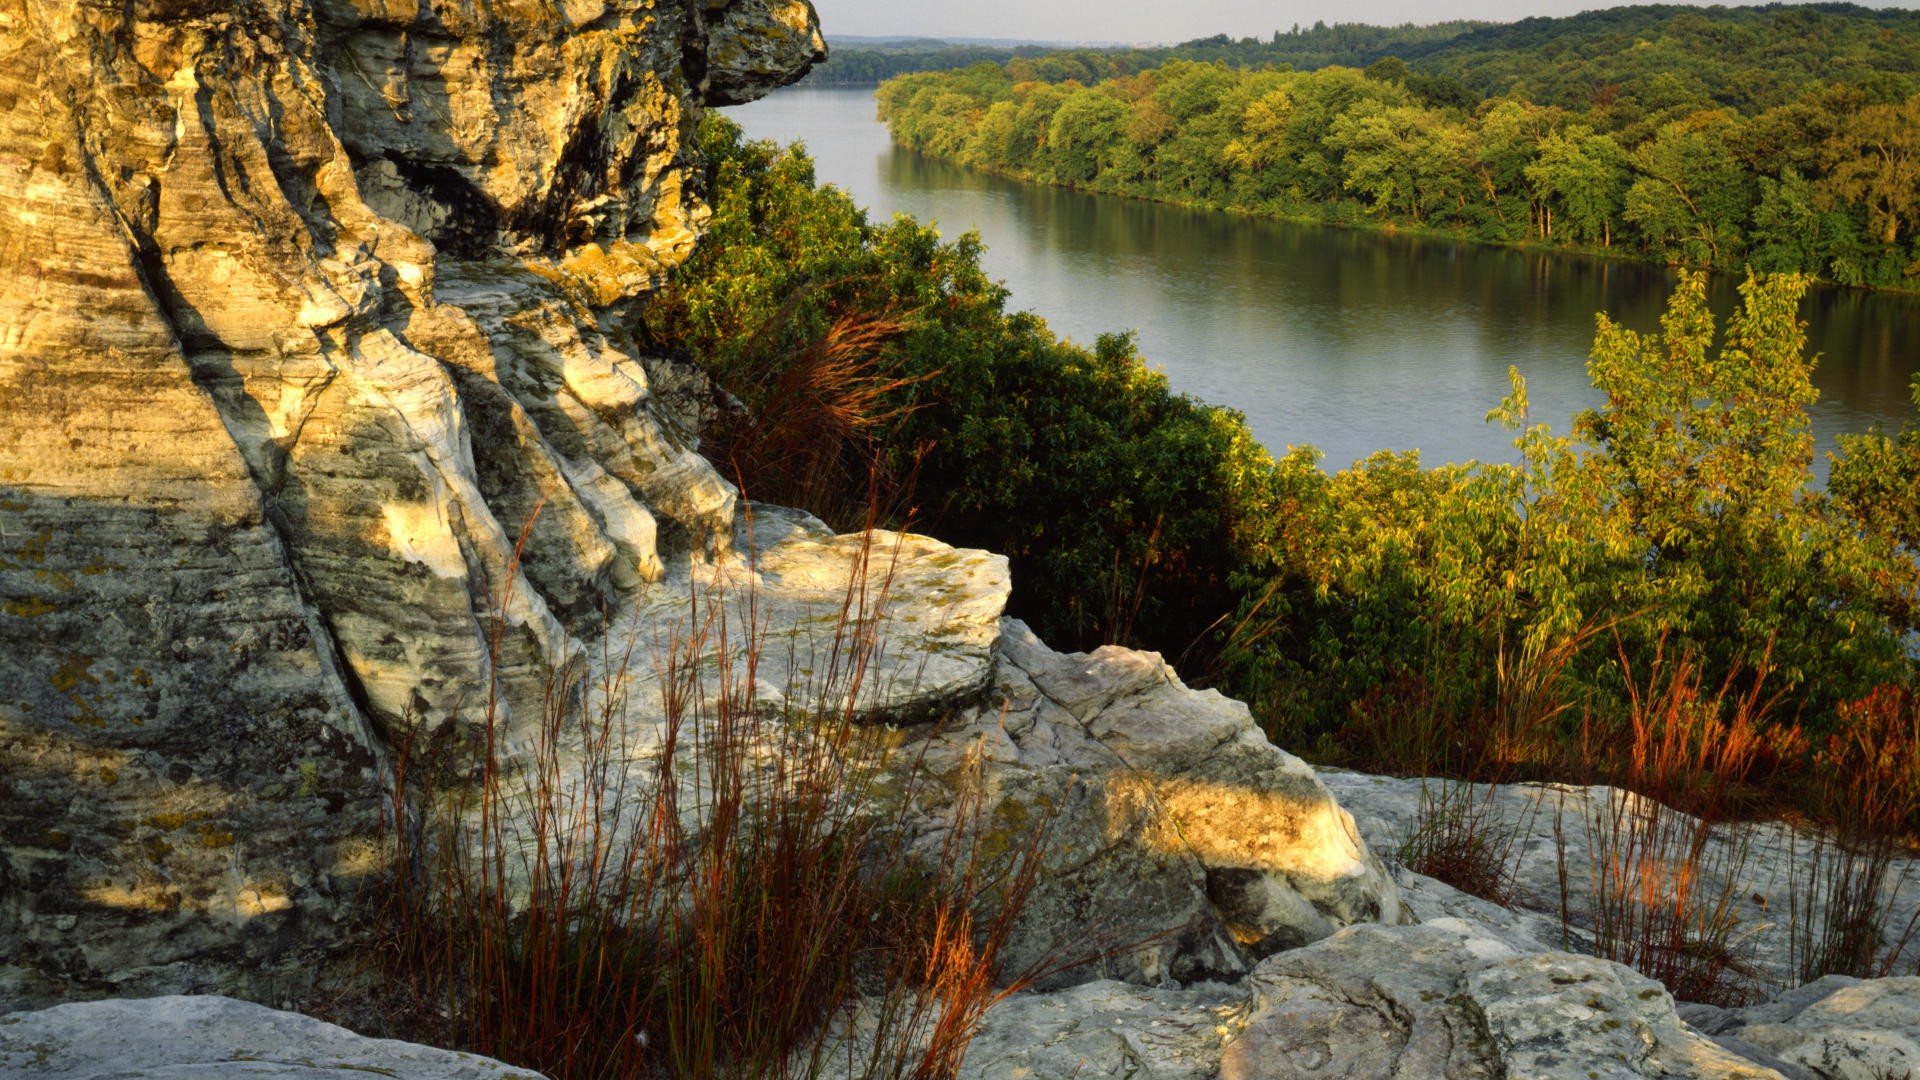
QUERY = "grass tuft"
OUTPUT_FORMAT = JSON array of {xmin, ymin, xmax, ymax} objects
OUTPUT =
[{"xmin": 381, "ymin": 519, "xmax": 1051, "ymax": 1079}]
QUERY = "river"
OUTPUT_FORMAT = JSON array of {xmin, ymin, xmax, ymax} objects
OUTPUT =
[{"xmin": 722, "ymin": 87, "xmax": 1920, "ymax": 477}]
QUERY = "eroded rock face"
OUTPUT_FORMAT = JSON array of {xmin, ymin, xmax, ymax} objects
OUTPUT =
[
  {"xmin": 0, "ymin": 0, "xmax": 819, "ymax": 1003},
  {"xmin": 886, "ymin": 620, "xmax": 1406, "ymax": 989},
  {"xmin": 1319, "ymin": 771, "xmax": 1920, "ymax": 990},
  {"xmin": 1685, "ymin": 977, "xmax": 1920, "ymax": 1080}
]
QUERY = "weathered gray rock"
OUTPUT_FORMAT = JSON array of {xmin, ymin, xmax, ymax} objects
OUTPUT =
[
  {"xmin": 1320, "ymin": 771, "xmax": 1920, "ymax": 992},
  {"xmin": 0, "ymin": 994, "xmax": 544, "ymax": 1078},
  {"xmin": 950, "ymin": 921, "xmax": 1791, "ymax": 1080},
  {"xmin": 1685, "ymin": 976, "xmax": 1920, "ymax": 1080},
  {"xmin": 953, "ymin": 980, "xmax": 1245, "ymax": 1080},
  {"xmin": 703, "ymin": 0, "xmax": 831, "ymax": 106},
  {"xmin": 882, "ymin": 620, "xmax": 1405, "ymax": 989},
  {"xmin": 687, "ymin": 506, "xmax": 1011, "ymax": 721},
  {"xmin": 0, "ymin": 0, "xmax": 821, "ymax": 1004}
]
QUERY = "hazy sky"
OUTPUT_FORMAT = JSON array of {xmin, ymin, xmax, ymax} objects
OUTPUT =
[{"xmin": 811, "ymin": 0, "xmax": 1920, "ymax": 45}]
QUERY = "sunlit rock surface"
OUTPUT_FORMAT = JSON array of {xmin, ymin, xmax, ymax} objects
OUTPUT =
[
  {"xmin": 1685, "ymin": 976, "xmax": 1920, "ymax": 1080},
  {"xmin": 949, "ymin": 921, "xmax": 1793, "ymax": 1080},
  {"xmin": 0, "ymin": 0, "xmax": 820, "ymax": 1003},
  {"xmin": 883, "ymin": 619, "xmax": 1406, "ymax": 989}
]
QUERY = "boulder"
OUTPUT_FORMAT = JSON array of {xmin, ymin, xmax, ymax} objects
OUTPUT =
[
  {"xmin": 1319, "ymin": 771, "xmax": 1920, "ymax": 991},
  {"xmin": 0, "ymin": 995, "xmax": 543, "ymax": 1078},
  {"xmin": 883, "ymin": 620, "xmax": 1405, "ymax": 989},
  {"xmin": 950, "ymin": 979, "xmax": 1243, "ymax": 1080},
  {"xmin": 1684, "ymin": 976, "xmax": 1920, "ymax": 1080},
  {"xmin": 949, "ymin": 920, "xmax": 1791, "ymax": 1080}
]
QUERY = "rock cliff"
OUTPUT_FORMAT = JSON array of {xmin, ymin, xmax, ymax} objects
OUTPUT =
[{"xmin": 0, "ymin": 0, "xmax": 823, "ymax": 1002}]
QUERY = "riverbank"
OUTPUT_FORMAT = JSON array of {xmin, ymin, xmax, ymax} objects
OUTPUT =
[{"xmin": 876, "ymin": 61, "xmax": 1920, "ymax": 296}]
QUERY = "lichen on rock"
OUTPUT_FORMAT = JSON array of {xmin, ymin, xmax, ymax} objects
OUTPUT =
[{"xmin": 0, "ymin": 0, "xmax": 821, "ymax": 1003}]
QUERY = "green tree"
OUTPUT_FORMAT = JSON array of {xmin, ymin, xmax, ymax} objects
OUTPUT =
[
  {"xmin": 1525, "ymin": 125, "xmax": 1628, "ymax": 245},
  {"xmin": 1548, "ymin": 271, "xmax": 1902, "ymax": 699},
  {"xmin": 1471, "ymin": 99, "xmax": 1555, "ymax": 241},
  {"xmin": 1748, "ymin": 167, "xmax": 1859, "ymax": 277},
  {"xmin": 1043, "ymin": 89, "xmax": 1129, "ymax": 187},
  {"xmin": 1818, "ymin": 95, "xmax": 1920, "ymax": 247},
  {"xmin": 1622, "ymin": 113, "xmax": 1754, "ymax": 265},
  {"xmin": 1327, "ymin": 99, "xmax": 1448, "ymax": 223},
  {"xmin": 1828, "ymin": 374, "xmax": 1920, "ymax": 640}
]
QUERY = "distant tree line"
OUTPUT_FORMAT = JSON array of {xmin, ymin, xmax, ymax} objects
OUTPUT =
[{"xmin": 876, "ymin": 4, "xmax": 1920, "ymax": 290}]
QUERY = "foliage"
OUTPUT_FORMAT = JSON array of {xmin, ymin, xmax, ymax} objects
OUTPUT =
[
  {"xmin": 1829, "ymin": 374, "xmax": 1920, "ymax": 634},
  {"xmin": 1222, "ymin": 271, "xmax": 1914, "ymax": 744},
  {"xmin": 875, "ymin": 14, "xmax": 1920, "ymax": 291},
  {"xmin": 1788, "ymin": 682, "xmax": 1920, "ymax": 983},
  {"xmin": 815, "ymin": 5, "xmax": 1920, "ymax": 119},
  {"xmin": 382, "ymin": 534, "xmax": 1053, "ymax": 1080},
  {"xmin": 646, "ymin": 117, "xmax": 1282, "ymax": 654}
]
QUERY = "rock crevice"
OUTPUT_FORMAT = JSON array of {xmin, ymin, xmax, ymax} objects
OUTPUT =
[{"xmin": 0, "ymin": 0, "xmax": 822, "ymax": 1003}]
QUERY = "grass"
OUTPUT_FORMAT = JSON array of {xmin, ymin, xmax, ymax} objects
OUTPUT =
[
  {"xmin": 1559, "ymin": 787, "xmax": 1764, "ymax": 1005},
  {"xmin": 1788, "ymin": 683, "xmax": 1920, "ymax": 984},
  {"xmin": 380, "ymin": 518, "xmax": 1053, "ymax": 1079},
  {"xmin": 1351, "ymin": 620, "xmax": 1919, "ymax": 1003},
  {"xmin": 1396, "ymin": 778, "xmax": 1524, "ymax": 907},
  {"xmin": 700, "ymin": 295, "xmax": 933, "ymax": 531}
]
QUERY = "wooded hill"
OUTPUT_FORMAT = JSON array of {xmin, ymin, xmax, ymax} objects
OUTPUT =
[
  {"xmin": 874, "ymin": 4, "xmax": 1920, "ymax": 290},
  {"xmin": 813, "ymin": 4, "xmax": 1920, "ymax": 113}
]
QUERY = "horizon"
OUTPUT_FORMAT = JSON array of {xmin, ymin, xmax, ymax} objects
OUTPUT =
[{"xmin": 807, "ymin": 0, "xmax": 1920, "ymax": 48}]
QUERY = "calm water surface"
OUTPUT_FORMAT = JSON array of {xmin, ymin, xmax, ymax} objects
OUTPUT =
[{"xmin": 724, "ymin": 87, "xmax": 1920, "ymax": 476}]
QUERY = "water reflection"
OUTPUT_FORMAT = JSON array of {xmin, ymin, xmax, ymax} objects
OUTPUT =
[{"xmin": 728, "ymin": 88, "xmax": 1920, "ymax": 476}]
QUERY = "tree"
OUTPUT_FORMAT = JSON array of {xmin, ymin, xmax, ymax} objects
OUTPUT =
[
  {"xmin": 1472, "ymin": 99, "xmax": 1555, "ymax": 241},
  {"xmin": 1748, "ymin": 167, "xmax": 1857, "ymax": 277},
  {"xmin": 1818, "ymin": 95, "xmax": 1920, "ymax": 247},
  {"xmin": 1525, "ymin": 125, "xmax": 1628, "ymax": 245},
  {"xmin": 1549, "ymin": 271, "xmax": 1902, "ymax": 698},
  {"xmin": 1828, "ymin": 374, "xmax": 1920, "ymax": 640},
  {"xmin": 1328, "ymin": 99, "xmax": 1448, "ymax": 223},
  {"xmin": 1043, "ymin": 89, "xmax": 1129, "ymax": 187},
  {"xmin": 1622, "ymin": 113, "xmax": 1754, "ymax": 265}
]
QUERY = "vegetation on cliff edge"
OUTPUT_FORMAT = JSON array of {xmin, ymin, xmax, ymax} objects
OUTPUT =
[{"xmin": 644, "ymin": 115, "xmax": 1920, "ymax": 834}]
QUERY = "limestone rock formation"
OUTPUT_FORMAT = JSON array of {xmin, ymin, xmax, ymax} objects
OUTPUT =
[
  {"xmin": 1684, "ymin": 977, "xmax": 1920, "ymax": 1080},
  {"xmin": 887, "ymin": 620, "xmax": 1406, "ymax": 988},
  {"xmin": 0, "ymin": 0, "xmax": 821, "ymax": 1003},
  {"xmin": 0, "ymin": 994, "xmax": 546, "ymax": 1078},
  {"xmin": 952, "ymin": 920, "xmax": 1793, "ymax": 1080}
]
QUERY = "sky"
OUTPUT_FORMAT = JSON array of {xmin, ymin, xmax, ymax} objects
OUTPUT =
[{"xmin": 808, "ymin": 0, "xmax": 1920, "ymax": 45}]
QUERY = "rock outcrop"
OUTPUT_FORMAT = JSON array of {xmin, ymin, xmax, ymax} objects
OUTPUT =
[
  {"xmin": 0, "ymin": 994, "xmax": 546, "ymax": 1078},
  {"xmin": 6, "ymin": 2, "xmax": 1911, "ymax": 1077},
  {"xmin": 1319, "ymin": 771, "xmax": 1920, "ymax": 987},
  {"xmin": 0, "ymin": 0, "xmax": 822, "ymax": 1003},
  {"xmin": 889, "ymin": 620, "xmax": 1405, "ymax": 988}
]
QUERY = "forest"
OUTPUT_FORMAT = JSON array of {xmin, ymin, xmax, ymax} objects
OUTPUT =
[{"xmin": 874, "ymin": 4, "xmax": 1920, "ymax": 290}]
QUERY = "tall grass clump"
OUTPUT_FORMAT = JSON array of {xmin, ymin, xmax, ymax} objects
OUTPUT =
[
  {"xmin": 1558, "ymin": 643, "xmax": 1778, "ymax": 1006},
  {"xmin": 382, "ymin": 527, "xmax": 1052, "ymax": 1079},
  {"xmin": 1361, "ymin": 621, "xmax": 1590, "ymax": 907},
  {"xmin": 1789, "ymin": 682, "xmax": 1920, "ymax": 983}
]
